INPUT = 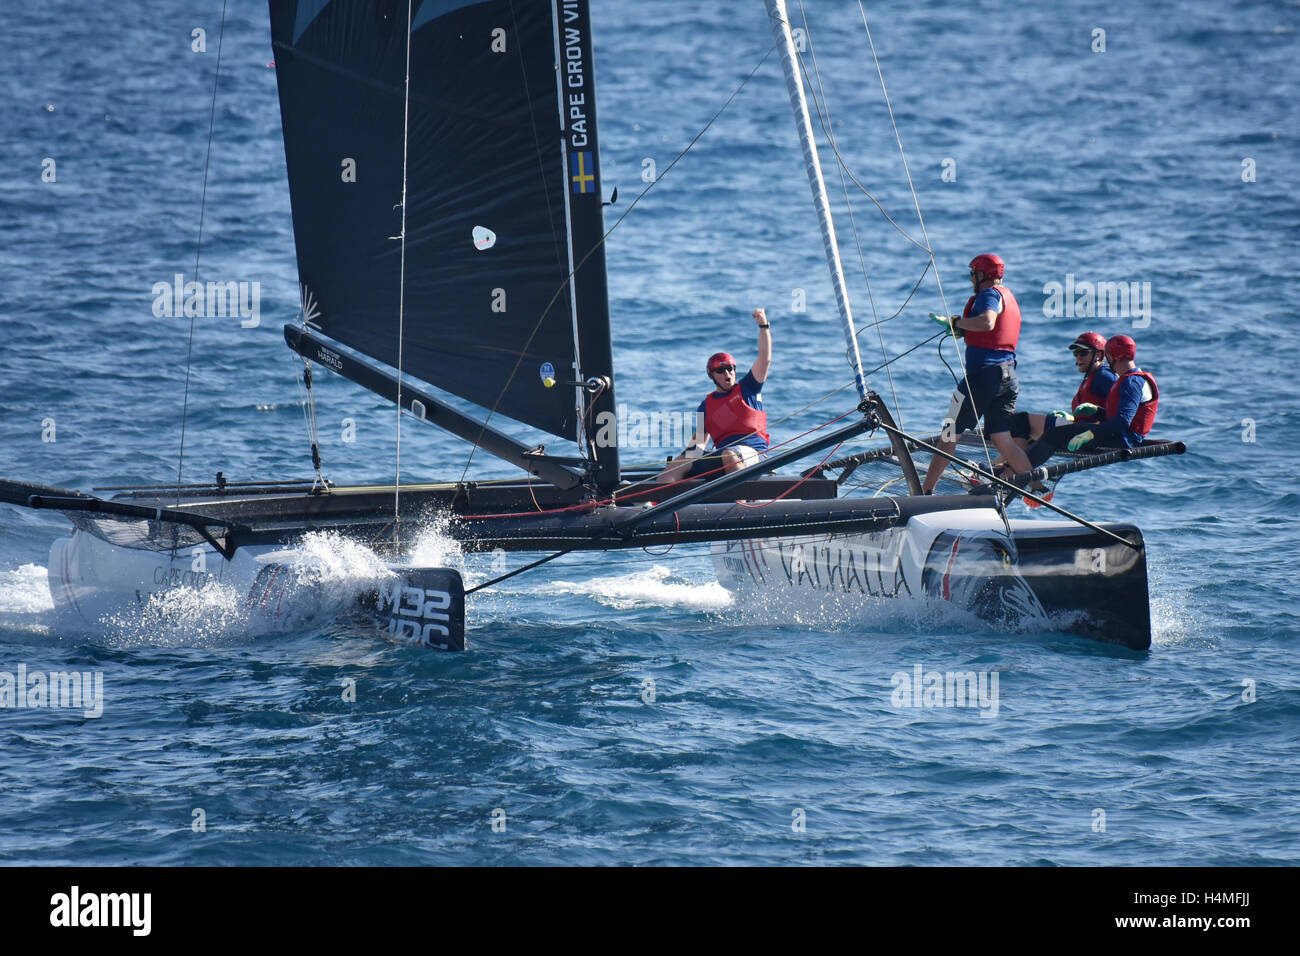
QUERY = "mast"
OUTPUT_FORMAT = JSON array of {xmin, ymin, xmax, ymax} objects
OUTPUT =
[
  {"xmin": 764, "ymin": 0, "xmax": 921, "ymax": 494},
  {"xmin": 764, "ymin": 0, "xmax": 868, "ymax": 399}
]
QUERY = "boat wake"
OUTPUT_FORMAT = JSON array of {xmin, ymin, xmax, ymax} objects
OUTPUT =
[
  {"xmin": 0, "ymin": 563, "xmax": 57, "ymax": 640},
  {"xmin": 0, "ymin": 564, "xmax": 55, "ymax": 615},
  {"xmin": 540, "ymin": 565, "xmax": 732, "ymax": 611},
  {"xmin": 714, "ymin": 578, "xmax": 1074, "ymax": 639}
]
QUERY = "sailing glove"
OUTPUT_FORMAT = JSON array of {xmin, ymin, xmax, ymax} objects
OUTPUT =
[
  {"xmin": 1072, "ymin": 403, "xmax": 1100, "ymax": 418},
  {"xmin": 1051, "ymin": 410, "xmax": 1075, "ymax": 423},
  {"xmin": 1067, "ymin": 430, "xmax": 1096, "ymax": 452},
  {"xmin": 930, "ymin": 313, "xmax": 963, "ymax": 337}
]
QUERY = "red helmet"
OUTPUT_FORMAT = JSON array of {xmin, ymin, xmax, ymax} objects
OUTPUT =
[
  {"xmin": 707, "ymin": 352, "xmax": 736, "ymax": 375},
  {"xmin": 1068, "ymin": 331, "xmax": 1107, "ymax": 353},
  {"xmin": 1104, "ymin": 334, "xmax": 1137, "ymax": 362},
  {"xmin": 968, "ymin": 253, "xmax": 1004, "ymax": 280}
]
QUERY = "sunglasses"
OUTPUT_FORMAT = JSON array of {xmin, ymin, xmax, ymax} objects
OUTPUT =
[{"xmin": 713, "ymin": 365, "xmax": 736, "ymax": 373}]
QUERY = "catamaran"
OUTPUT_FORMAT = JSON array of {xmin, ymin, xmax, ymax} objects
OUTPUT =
[{"xmin": 0, "ymin": 0, "xmax": 1182, "ymax": 651}]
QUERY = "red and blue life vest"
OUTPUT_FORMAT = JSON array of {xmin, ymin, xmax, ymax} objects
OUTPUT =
[
  {"xmin": 704, "ymin": 387, "xmax": 769, "ymax": 447},
  {"xmin": 1071, "ymin": 368, "xmax": 1109, "ymax": 421},
  {"xmin": 1105, "ymin": 368, "xmax": 1159, "ymax": 437},
  {"xmin": 962, "ymin": 285, "xmax": 1021, "ymax": 351}
]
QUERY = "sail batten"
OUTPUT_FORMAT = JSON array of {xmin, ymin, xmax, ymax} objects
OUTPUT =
[{"xmin": 270, "ymin": 0, "xmax": 613, "ymax": 448}]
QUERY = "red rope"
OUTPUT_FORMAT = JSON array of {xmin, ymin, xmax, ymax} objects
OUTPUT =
[{"xmin": 736, "ymin": 442, "xmax": 842, "ymax": 508}]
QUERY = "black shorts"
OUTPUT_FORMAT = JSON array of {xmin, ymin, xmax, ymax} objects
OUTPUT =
[
  {"xmin": 1009, "ymin": 411, "xmax": 1031, "ymax": 440},
  {"xmin": 1009, "ymin": 411, "xmax": 1063, "ymax": 441},
  {"xmin": 684, "ymin": 453, "xmax": 729, "ymax": 479},
  {"xmin": 945, "ymin": 361, "xmax": 1018, "ymax": 436}
]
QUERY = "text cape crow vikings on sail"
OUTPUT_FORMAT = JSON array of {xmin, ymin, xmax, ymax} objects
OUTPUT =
[{"xmin": 562, "ymin": 1, "xmax": 592, "ymax": 150}]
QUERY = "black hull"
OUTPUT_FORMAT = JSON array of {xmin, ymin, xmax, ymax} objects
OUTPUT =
[{"xmin": 919, "ymin": 522, "xmax": 1150, "ymax": 650}]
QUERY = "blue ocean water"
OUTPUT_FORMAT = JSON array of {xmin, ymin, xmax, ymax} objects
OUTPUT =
[{"xmin": 0, "ymin": 0, "xmax": 1297, "ymax": 865}]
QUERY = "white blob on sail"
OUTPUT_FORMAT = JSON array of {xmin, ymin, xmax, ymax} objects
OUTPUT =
[{"xmin": 472, "ymin": 226, "xmax": 496, "ymax": 251}]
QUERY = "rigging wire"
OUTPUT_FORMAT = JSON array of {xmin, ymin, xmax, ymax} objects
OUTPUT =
[
  {"xmin": 290, "ymin": 351, "xmax": 328, "ymax": 490},
  {"xmin": 173, "ymin": 0, "xmax": 228, "ymax": 511},
  {"xmin": 854, "ymin": 258, "xmax": 931, "ymax": 336},
  {"xmin": 853, "ymin": 0, "xmax": 1009, "ymax": 528}
]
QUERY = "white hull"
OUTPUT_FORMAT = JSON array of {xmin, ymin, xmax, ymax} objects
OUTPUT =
[
  {"xmin": 45, "ymin": 530, "xmax": 465, "ymax": 648},
  {"xmin": 49, "ymin": 532, "xmax": 302, "ymax": 629}
]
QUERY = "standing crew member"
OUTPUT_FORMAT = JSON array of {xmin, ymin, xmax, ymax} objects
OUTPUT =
[
  {"xmin": 1024, "ymin": 334, "xmax": 1158, "ymax": 467},
  {"xmin": 921, "ymin": 253, "xmax": 1033, "ymax": 494},
  {"xmin": 658, "ymin": 308, "xmax": 772, "ymax": 481}
]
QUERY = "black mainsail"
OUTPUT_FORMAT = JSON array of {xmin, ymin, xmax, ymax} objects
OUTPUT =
[{"xmin": 270, "ymin": 0, "xmax": 618, "ymax": 487}]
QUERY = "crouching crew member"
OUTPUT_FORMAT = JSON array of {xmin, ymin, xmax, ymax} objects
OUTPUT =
[
  {"xmin": 1024, "ymin": 333, "xmax": 1158, "ymax": 468},
  {"xmin": 1008, "ymin": 331, "xmax": 1118, "ymax": 446}
]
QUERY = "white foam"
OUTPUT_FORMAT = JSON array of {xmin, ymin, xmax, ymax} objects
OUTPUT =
[
  {"xmin": 1146, "ymin": 559, "xmax": 1199, "ymax": 647},
  {"xmin": 542, "ymin": 564, "xmax": 732, "ymax": 611},
  {"xmin": 404, "ymin": 519, "xmax": 466, "ymax": 572},
  {"xmin": 97, "ymin": 532, "xmax": 402, "ymax": 646},
  {"xmin": 99, "ymin": 578, "xmax": 255, "ymax": 647},
  {"xmin": 0, "ymin": 563, "xmax": 55, "ymax": 614}
]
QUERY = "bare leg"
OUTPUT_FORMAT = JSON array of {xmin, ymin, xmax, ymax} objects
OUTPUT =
[
  {"xmin": 990, "ymin": 430, "xmax": 1051, "ymax": 494},
  {"xmin": 990, "ymin": 431, "xmax": 1032, "ymax": 477},
  {"xmin": 721, "ymin": 445, "xmax": 760, "ymax": 474},
  {"xmin": 1025, "ymin": 413, "xmax": 1048, "ymax": 442},
  {"xmin": 922, "ymin": 438, "xmax": 958, "ymax": 494},
  {"xmin": 655, "ymin": 454, "xmax": 696, "ymax": 482}
]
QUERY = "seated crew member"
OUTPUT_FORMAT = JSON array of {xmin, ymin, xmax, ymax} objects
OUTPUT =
[
  {"xmin": 921, "ymin": 253, "xmax": 1034, "ymax": 494},
  {"xmin": 1007, "ymin": 331, "xmax": 1118, "ymax": 446},
  {"xmin": 658, "ymin": 307, "xmax": 772, "ymax": 482},
  {"xmin": 1023, "ymin": 333, "xmax": 1158, "ymax": 468}
]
